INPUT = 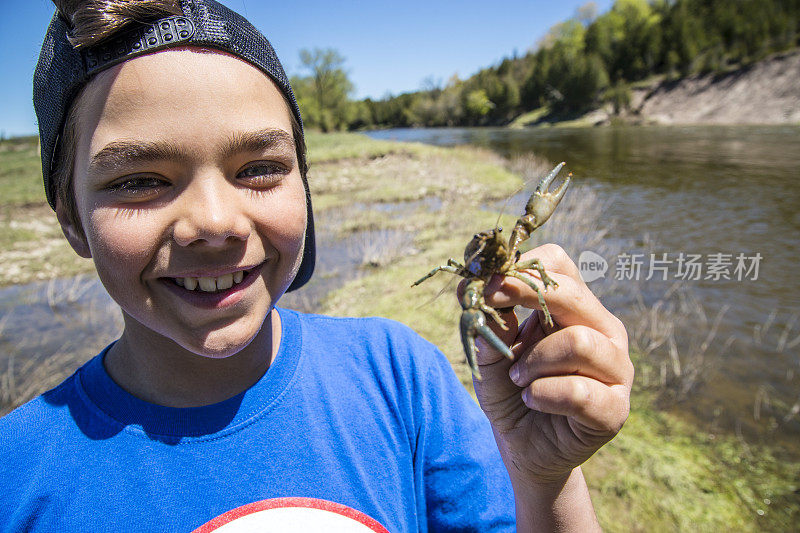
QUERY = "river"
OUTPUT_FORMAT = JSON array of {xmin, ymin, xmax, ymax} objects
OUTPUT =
[{"xmin": 367, "ymin": 125, "xmax": 800, "ymax": 450}]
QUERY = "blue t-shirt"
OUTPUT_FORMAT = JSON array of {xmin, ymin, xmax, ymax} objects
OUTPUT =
[{"xmin": 0, "ymin": 308, "xmax": 514, "ymax": 532}]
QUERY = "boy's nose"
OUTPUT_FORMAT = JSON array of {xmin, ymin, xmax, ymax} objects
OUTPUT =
[{"xmin": 172, "ymin": 176, "xmax": 251, "ymax": 247}]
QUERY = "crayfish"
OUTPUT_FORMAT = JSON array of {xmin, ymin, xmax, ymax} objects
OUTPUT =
[{"xmin": 412, "ymin": 163, "xmax": 571, "ymax": 379}]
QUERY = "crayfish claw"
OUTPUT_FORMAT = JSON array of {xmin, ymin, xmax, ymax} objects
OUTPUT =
[
  {"xmin": 460, "ymin": 309, "xmax": 514, "ymax": 380},
  {"xmin": 460, "ymin": 313, "xmax": 482, "ymax": 380},
  {"xmin": 548, "ymin": 172, "xmax": 571, "ymax": 204},
  {"xmin": 535, "ymin": 161, "xmax": 566, "ymax": 193},
  {"xmin": 477, "ymin": 320, "xmax": 514, "ymax": 360},
  {"xmin": 520, "ymin": 163, "xmax": 572, "ymax": 234}
]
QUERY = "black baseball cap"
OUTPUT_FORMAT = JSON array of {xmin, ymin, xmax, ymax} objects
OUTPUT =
[{"xmin": 34, "ymin": 0, "xmax": 315, "ymax": 292}]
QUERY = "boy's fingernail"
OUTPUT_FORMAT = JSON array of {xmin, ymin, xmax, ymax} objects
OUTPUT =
[
  {"xmin": 521, "ymin": 388, "xmax": 530, "ymax": 404},
  {"xmin": 521, "ymin": 387, "xmax": 539, "ymax": 409},
  {"xmin": 509, "ymin": 365, "xmax": 520, "ymax": 384}
]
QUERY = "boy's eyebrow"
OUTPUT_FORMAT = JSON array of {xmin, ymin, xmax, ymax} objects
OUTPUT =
[
  {"xmin": 88, "ymin": 140, "xmax": 188, "ymax": 174},
  {"xmin": 221, "ymin": 128, "xmax": 296, "ymax": 160},
  {"xmin": 88, "ymin": 128, "xmax": 295, "ymax": 174}
]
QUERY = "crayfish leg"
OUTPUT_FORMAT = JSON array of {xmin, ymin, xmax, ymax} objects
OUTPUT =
[
  {"xmin": 411, "ymin": 263, "xmax": 464, "ymax": 287},
  {"xmin": 504, "ymin": 271, "xmax": 555, "ymax": 328},
  {"xmin": 481, "ymin": 303, "xmax": 509, "ymax": 330},
  {"xmin": 514, "ymin": 258, "xmax": 559, "ymax": 290}
]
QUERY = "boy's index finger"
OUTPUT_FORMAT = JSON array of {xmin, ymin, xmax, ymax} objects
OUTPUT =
[{"xmin": 484, "ymin": 245, "xmax": 625, "ymax": 344}]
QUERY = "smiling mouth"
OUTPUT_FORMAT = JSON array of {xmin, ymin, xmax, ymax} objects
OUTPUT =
[{"xmin": 172, "ymin": 269, "xmax": 251, "ymax": 292}]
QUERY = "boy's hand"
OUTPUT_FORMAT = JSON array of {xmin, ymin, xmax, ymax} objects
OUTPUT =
[{"xmin": 467, "ymin": 244, "xmax": 633, "ymax": 488}]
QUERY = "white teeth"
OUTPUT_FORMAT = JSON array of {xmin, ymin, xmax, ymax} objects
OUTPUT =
[
  {"xmin": 198, "ymin": 277, "xmax": 216, "ymax": 292},
  {"xmin": 174, "ymin": 270, "xmax": 248, "ymax": 292},
  {"xmin": 216, "ymin": 273, "xmax": 233, "ymax": 290}
]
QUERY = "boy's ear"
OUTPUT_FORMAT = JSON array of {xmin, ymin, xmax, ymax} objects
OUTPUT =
[{"xmin": 55, "ymin": 200, "xmax": 92, "ymax": 259}]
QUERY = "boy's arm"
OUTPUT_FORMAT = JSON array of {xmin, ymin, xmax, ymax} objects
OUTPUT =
[{"xmin": 467, "ymin": 244, "xmax": 633, "ymax": 531}]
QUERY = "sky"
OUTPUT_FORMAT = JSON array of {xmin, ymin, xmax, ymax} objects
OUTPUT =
[{"xmin": 0, "ymin": 0, "xmax": 613, "ymax": 137}]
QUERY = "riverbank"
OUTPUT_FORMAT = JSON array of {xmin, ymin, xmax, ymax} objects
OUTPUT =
[
  {"xmin": 1, "ymin": 132, "xmax": 797, "ymax": 530},
  {"xmin": 636, "ymin": 50, "xmax": 800, "ymax": 126},
  {"xmin": 510, "ymin": 50, "xmax": 800, "ymax": 128}
]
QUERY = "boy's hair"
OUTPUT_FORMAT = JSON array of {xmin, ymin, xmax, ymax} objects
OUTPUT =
[
  {"xmin": 38, "ymin": 0, "xmax": 314, "ymax": 291},
  {"xmin": 54, "ymin": 0, "xmax": 184, "ymax": 49}
]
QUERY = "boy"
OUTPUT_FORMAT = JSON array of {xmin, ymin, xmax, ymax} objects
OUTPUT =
[{"xmin": 0, "ymin": 0, "xmax": 633, "ymax": 530}]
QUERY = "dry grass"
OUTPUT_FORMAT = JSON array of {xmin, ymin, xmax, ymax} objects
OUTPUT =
[
  {"xmin": 0, "ymin": 137, "xmax": 95, "ymax": 286},
  {"xmin": 0, "ymin": 276, "xmax": 122, "ymax": 414},
  {"xmin": 628, "ymin": 281, "xmax": 735, "ymax": 402},
  {"xmin": 749, "ymin": 311, "xmax": 800, "ymax": 426},
  {"xmin": 349, "ymin": 228, "xmax": 417, "ymax": 269}
]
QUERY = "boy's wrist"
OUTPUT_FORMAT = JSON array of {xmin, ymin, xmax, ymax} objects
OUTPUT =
[{"xmin": 511, "ymin": 467, "xmax": 601, "ymax": 532}]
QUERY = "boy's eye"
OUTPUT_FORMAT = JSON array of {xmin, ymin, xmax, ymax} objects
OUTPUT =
[
  {"xmin": 106, "ymin": 175, "xmax": 168, "ymax": 197},
  {"xmin": 238, "ymin": 162, "xmax": 289, "ymax": 187}
]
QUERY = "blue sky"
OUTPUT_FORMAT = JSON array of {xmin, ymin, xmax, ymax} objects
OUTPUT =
[{"xmin": 0, "ymin": 0, "xmax": 612, "ymax": 137}]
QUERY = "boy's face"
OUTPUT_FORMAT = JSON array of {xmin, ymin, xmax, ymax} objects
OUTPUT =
[{"xmin": 62, "ymin": 49, "xmax": 307, "ymax": 358}]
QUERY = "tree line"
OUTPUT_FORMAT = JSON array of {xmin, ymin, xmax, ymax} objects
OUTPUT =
[{"xmin": 291, "ymin": 0, "xmax": 800, "ymax": 131}]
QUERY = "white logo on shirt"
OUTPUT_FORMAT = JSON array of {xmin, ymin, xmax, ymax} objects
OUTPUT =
[{"xmin": 192, "ymin": 497, "xmax": 389, "ymax": 533}]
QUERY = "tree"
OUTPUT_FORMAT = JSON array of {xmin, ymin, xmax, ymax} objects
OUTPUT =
[
  {"xmin": 294, "ymin": 48, "xmax": 354, "ymax": 131},
  {"xmin": 575, "ymin": 1, "xmax": 599, "ymax": 26},
  {"xmin": 464, "ymin": 89, "xmax": 494, "ymax": 123},
  {"xmin": 545, "ymin": 43, "xmax": 609, "ymax": 113}
]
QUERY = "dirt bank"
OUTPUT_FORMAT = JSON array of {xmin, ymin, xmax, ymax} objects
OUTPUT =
[{"xmin": 635, "ymin": 51, "xmax": 800, "ymax": 125}]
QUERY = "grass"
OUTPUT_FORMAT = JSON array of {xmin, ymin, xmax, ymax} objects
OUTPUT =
[
  {"xmin": 1, "ymin": 131, "xmax": 798, "ymax": 529},
  {"xmin": 507, "ymin": 105, "xmax": 606, "ymax": 129},
  {"xmin": 587, "ymin": 391, "xmax": 799, "ymax": 531},
  {"xmin": 507, "ymin": 107, "xmax": 550, "ymax": 128},
  {"xmin": 307, "ymin": 132, "xmax": 519, "ymax": 212},
  {"xmin": 0, "ymin": 137, "xmax": 95, "ymax": 286},
  {"xmin": 0, "ymin": 136, "xmax": 43, "ymax": 206},
  {"xmin": 306, "ymin": 131, "xmax": 430, "ymax": 164}
]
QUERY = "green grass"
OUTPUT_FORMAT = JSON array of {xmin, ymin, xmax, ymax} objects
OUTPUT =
[
  {"xmin": 587, "ymin": 391, "xmax": 799, "ymax": 531},
  {"xmin": 508, "ymin": 107, "xmax": 550, "ymax": 128},
  {"xmin": 306, "ymin": 132, "xmax": 520, "ymax": 212},
  {"xmin": 0, "ymin": 137, "xmax": 44, "ymax": 206},
  {"xmin": 0, "ymin": 137, "xmax": 94, "ymax": 286},
  {"xmin": 306, "ymin": 131, "xmax": 429, "ymax": 164}
]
